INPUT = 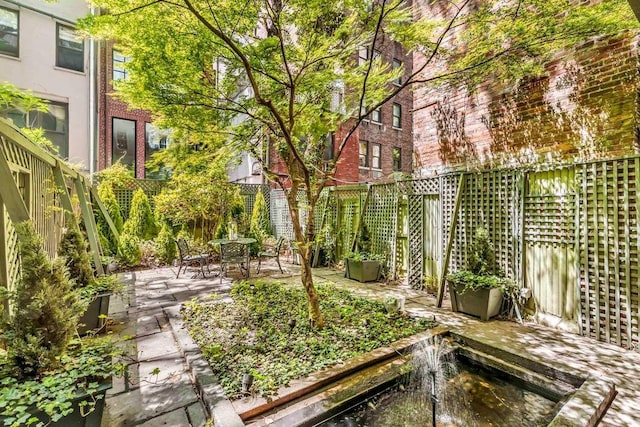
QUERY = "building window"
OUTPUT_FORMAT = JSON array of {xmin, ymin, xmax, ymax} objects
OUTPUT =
[
  {"xmin": 393, "ymin": 147, "xmax": 401, "ymax": 171},
  {"xmin": 371, "ymin": 106, "xmax": 381, "ymax": 123},
  {"xmin": 112, "ymin": 118, "xmax": 136, "ymax": 169},
  {"xmin": 359, "ymin": 140, "xmax": 369, "ymax": 167},
  {"xmin": 0, "ymin": 7, "xmax": 19, "ymax": 57},
  {"xmin": 371, "ymin": 143, "xmax": 381, "ymax": 169},
  {"xmin": 145, "ymin": 123, "xmax": 171, "ymax": 179},
  {"xmin": 113, "ymin": 50, "xmax": 130, "ymax": 81},
  {"xmin": 56, "ymin": 24, "xmax": 84, "ymax": 72},
  {"xmin": 392, "ymin": 59, "xmax": 402, "ymax": 85},
  {"xmin": 392, "ymin": 103, "xmax": 402, "ymax": 129},
  {"xmin": 323, "ymin": 132, "xmax": 334, "ymax": 161},
  {"xmin": 5, "ymin": 102, "xmax": 69, "ymax": 158},
  {"xmin": 358, "ymin": 47, "xmax": 368, "ymax": 66}
]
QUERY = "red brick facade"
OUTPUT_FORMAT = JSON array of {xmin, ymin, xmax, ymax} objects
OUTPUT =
[
  {"xmin": 97, "ymin": 41, "xmax": 153, "ymax": 178},
  {"xmin": 413, "ymin": 31, "xmax": 640, "ymax": 175}
]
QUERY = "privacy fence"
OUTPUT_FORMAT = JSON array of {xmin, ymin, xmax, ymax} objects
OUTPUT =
[
  {"xmin": 267, "ymin": 158, "xmax": 640, "ymax": 350},
  {"xmin": 0, "ymin": 119, "xmax": 118, "ymax": 300}
]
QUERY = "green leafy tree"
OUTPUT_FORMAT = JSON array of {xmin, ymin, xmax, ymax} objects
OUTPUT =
[
  {"xmin": 95, "ymin": 181, "xmax": 124, "ymax": 256},
  {"xmin": 249, "ymin": 191, "xmax": 271, "ymax": 254},
  {"xmin": 117, "ymin": 230, "xmax": 142, "ymax": 267},
  {"xmin": 82, "ymin": 0, "xmax": 636, "ymax": 327},
  {"xmin": 125, "ymin": 188, "xmax": 157, "ymax": 240},
  {"xmin": 1, "ymin": 222, "xmax": 82, "ymax": 379},
  {"xmin": 153, "ymin": 148, "xmax": 242, "ymax": 240}
]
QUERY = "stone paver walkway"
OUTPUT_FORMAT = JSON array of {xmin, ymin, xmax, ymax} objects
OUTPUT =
[{"xmin": 103, "ymin": 263, "xmax": 640, "ymax": 426}]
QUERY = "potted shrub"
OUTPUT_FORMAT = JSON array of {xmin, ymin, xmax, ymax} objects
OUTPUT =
[
  {"xmin": 0, "ymin": 222, "xmax": 123, "ymax": 426},
  {"xmin": 58, "ymin": 226, "xmax": 124, "ymax": 335},
  {"xmin": 344, "ymin": 251, "xmax": 384, "ymax": 282},
  {"xmin": 447, "ymin": 227, "xmax": 516, "ymax": 321}
]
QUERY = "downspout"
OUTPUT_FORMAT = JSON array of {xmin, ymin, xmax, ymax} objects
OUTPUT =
[{"xmin": 88, "ymin": 6, "xmax": 97, "ymax": 179}]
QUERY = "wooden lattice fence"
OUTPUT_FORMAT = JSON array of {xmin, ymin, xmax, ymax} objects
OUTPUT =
[
  {"xmin": 0, "ymin": 118, "xmax": 117, "ymax": 297},
  {"xmin": 113, "ymin": 179, "xmax": 166, "ymax": 220}
]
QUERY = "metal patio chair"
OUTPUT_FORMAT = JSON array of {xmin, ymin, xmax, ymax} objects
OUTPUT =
[
  {"xmin": 257, "ymin": 236, "xmax": 285, "ymax": 274},
  {"xmin": 219, "ymin": 241, "xmax": 250, "ymax": 283},
  {"xmin": 175, "ymin": 238, "xmax": 210, "ymax": 278}
]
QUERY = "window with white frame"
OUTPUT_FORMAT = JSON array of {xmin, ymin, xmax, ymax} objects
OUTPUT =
[
  {"xmin": 145, "ymin": 123, "xmax": 172, "ymax": 178},
  {"xmin": 0, "ymin": 7, "xmax": 19, "ymax": 57},
  {"xmin": 113, "ymin": 50, "xmax": 131, "ymax": 81},
  {"xmin": 6, "ymin": 101, "xmax": 69, "ymax": 158},
  {"xmin": 392, "ymin": 103, "xmax": 402, "ymax": 129},
  {"xmin": 358, "ymin": 47, "xmax": 368, "ymax": 65},
  {"xmin": 371, "ymin": 143, "xmax": 381, "ymax": 169},
  {"xmin": 359, "ymin": 141, "xmax": 369, "ymax": 167},
  {"xmin": 371, "ymin": 106, "xmax": 381, "ymax": 123},
  {"xmin": 393, "ymin": 147, "xmax": 401, "ymax": 171},
  {"xmin": 392, "ymin": 59, "xmax": 402, "ymax": 85},
  {"xmin": 56, "ymin": 24, "xmax": 84, "ymax": 72}
]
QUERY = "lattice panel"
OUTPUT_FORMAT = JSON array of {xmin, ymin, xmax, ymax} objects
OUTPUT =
[
  {"xmin": 114, "ymin": 179, "xmax": 165, "ymax": 219},
  {"xmin": 412, "ymin": 178, "xmax": 440, "ymax": 195},
  {"xmin": 579, "ymin": 159, "xmax": 640, "ymax": 348},
  {"xmin": 363, "ymin": 183, "xmax": 399, "ymax": 275},
  {"xmin": 408, "ymin": 195, "xmax": 424, "ymax": 289},
  {"xmin": 0, "ymin": 137, "xmax": 30, "ymax": 170},
  {"xmin": 270, "ymin": 189, "xmax": 293, "ymax": 240},
  {"xmin": 524, "ymin": 195, "xmax": 575, "ymax": 246},
  {"xmin": 445, "ymin": 171, "xmax": 519, "ymax": 278}
]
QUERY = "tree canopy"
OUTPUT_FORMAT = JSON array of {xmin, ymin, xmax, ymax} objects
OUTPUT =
[{"xmin": 81, "ymin": 0, "xmax": 637, "ymax": 326}]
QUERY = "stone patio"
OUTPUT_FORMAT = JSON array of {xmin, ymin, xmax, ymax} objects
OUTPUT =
[{"xmin": 102, "ymin": 260, "xmax": 640, "ymax": 426}]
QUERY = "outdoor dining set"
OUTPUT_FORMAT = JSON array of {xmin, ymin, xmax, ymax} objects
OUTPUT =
[{"xmin": 174, "ymin": 236, "xmax": 286, "ymax": 281}]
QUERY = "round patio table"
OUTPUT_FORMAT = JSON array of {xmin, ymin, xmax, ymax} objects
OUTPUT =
[{"xmin": 208, "ymin": 238, "xmax": 257, "ymax": 279}]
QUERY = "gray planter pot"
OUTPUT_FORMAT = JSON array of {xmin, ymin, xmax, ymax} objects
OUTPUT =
[
  {"xmin": 449, "ymin": 282, "xmax": 503, "ymax": 321},
  {"xmin": 344, "ymin": 259, "xmax": 381, "ymax": 283},
  {"xmin": 78, "ymin": 293, "xmax": 111, "ymax": 335}
]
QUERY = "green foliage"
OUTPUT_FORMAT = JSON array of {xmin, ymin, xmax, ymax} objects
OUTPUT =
[
  {"xmin": 95, "ymin": 181, "xmax": 124, "ymax": 256},
  {"xmin": 124, "ymin": 188, "xmax": 157, "ymax": 240},
  {"xmin": 466, "ymin": 227, "xmax": 498, "ymax": 276},
  {"xmin": 250, "ymin": 191, "xmax": 271, "ymax": 242},
  {"xmin": 0, "ymin": 82, "xmax": 47, "ymax": 115},
  {"xmin": 117, "ymin": 232, "xmax": 142, "ymax": 267},
  {"xmin": 153, "ymin": 154, "xmax": 241, "ymax": 241},
  {"xmin": 448, "ymin": 227, "xmax": 516, "ymax": 293},
  {"xmin": 0, "ymin": 336, "xmax": 124, "ymax": 427},
  {"xmin": 181, "ymin": 281, "xmax": 436, "ymax": 399},
  {"xmin": 58, "ymin": 225, "xmax": 95, "ymax": 289},
  {"xmin": 343, "ymin": 251, "xmax": 385, "ymax": 263},
  {"xmin": 94, "ymin": 162, "xmax": 135, "ymax": 190},
  {"xmin": 1, "ymin": 222, "xmax": 82, "ymax": 379},
  {"xmin": 154, "ymin": 222, "xmax": 177, "ymax": 265},
  {"xmin": 81, "ymin": 0, "xmax": 637, "ymax": 325}
]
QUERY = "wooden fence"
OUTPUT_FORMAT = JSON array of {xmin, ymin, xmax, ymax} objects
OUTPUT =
[{"xmin": 0, "ymin": 118, "xmax": 117, "ymax": 298}]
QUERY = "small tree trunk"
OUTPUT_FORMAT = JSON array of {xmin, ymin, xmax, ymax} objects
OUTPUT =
[{"xmin": 287, "ymin": 188, "xmax": 325, "ymax": 328}]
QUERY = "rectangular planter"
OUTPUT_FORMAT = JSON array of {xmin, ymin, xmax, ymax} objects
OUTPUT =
[
  {"xmin": 1, "ymin": 383, "xmax": 110, "ymax": 427},
  {"xmin": 449, "ymin": 282, "xmax": 503, "ymax": 321},
  {"xmin": 344, "ymin": 259, "xmax": 381, "ymax": 283},
  {"xmin": 78, "ymin": 293, "xmax": 111, "ymax": 335}
]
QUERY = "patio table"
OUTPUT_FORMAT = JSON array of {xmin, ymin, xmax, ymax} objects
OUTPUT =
[{"xmin": 208, "ymin": 238, "xmax": 257, "ymax": 278}]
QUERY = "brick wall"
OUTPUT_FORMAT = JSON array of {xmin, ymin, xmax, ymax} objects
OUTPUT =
[
  {"xmin": 413, "ymin": 31, "xmax": 640, "ymax": 175},
  {"xmin": 97, "ymin": 41, "xmax": 152, "ymax": 178},
  {"xmin": 359, "ymin": 36, "xmax": 414, "ymax": 183}
]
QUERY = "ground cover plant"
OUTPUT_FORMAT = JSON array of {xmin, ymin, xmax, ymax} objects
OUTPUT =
[{"xmin": 181, "ymin": 281, "xmax": 436, "ymax": 399}]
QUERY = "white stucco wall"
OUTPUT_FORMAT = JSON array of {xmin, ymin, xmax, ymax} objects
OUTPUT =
[{"xmin": 0, "ymin": 0, "xmax": 91, "ymax": 170}]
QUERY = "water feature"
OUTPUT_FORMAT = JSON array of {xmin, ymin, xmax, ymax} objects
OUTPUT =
[{"xmin": 318, "ymin": 336, "xmax": 560, "ymax": 427}]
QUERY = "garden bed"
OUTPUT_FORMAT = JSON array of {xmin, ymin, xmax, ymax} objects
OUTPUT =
[{"xmin": 181, "ymin": 281, "xmax": 436, "ymax": 399}]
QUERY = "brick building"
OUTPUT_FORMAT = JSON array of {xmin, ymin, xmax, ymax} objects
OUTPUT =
[
  {"xmin": 412, "ymin": 11, "xmax": 640, "ymax": 175},
  {"xmin": 97, "ymin": 42, "xmax": 170, "ymax": 179},
  {"xmin": 266, "ymin": 40, "xmax": 414, "ymax": 186}
]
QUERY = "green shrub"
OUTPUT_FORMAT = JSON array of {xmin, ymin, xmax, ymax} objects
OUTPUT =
[
  {"xmin": 155, "ymin": 222, "xmax": 176, "ymax": 265},
  {"xmin": 96, "ymin": 181, "xmax": 124, "ymax": 255},
  {"xmin": 117, "ymin": 230, "xmax": 142, "ymax": 267},
  {"xmin": 58, "ymin": 225, "xmax": 95, "ymax": 289},
  {"xmin": 125, "ymin": 188, "xmax": 157, "ymax": 240},
  {"xmin": 248, "ymin": 191, "xmax": 271, "ymax": 254},
  {"xmin": 1, "ymin": 222, "xmax": 83, "ymax": 379}
]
